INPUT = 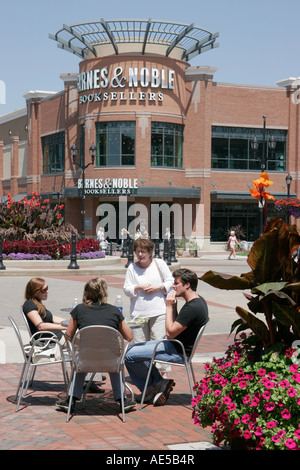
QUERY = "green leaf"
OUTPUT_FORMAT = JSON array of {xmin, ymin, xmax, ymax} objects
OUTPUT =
[
  {"xmin": 247, "ymin": 229, "xmax": 281, "ymax": 284},
  {"xmin": 286, "ymin": 282, "xmax": 300, "ymax": 293},
  {"xmin": 251, "ymin": 282, "xmax": 288, "ymax": 295},
  {"xmin": 236, "ymin": 306, "xmax": 270, "ymax": 347},
  {"xmin": 229, "ymin": 318, "xmax": 249, "ymax": 337},
  {"xmin": 199, "ymin": 270, "xmax": 251, "ymax": 290},
  {"xmin": 272, "ymin": 303, "xmax": 300, "ymax": 338}
]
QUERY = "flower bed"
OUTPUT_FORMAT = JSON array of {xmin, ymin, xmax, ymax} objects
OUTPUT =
[
  {"xmin": 192, "ymin": 335, "xmax": 300, "ymax": 450},
  {"xmin": 2, "ymin": 238, "xmax": 103, "ymax": 260},
  {"xmin": 274, "ymin": 198, "xmax": 300, "ymax": 219}
]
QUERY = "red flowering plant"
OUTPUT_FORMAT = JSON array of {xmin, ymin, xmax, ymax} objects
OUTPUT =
[
  {"xmin": 192, "ymin": 334, "xmax": 300, "ymax": 450},
  {"xmin": 0, "ymin": 192, "xmax": 64, "ymax": 235},
  {"xmin": 250, "ymin": 172, "xmax": 275, "ymax": 230},
  {"xmin": 249, "ymin": 172, "xmax": 275, "ymax": 205},
  {"xmin": 196, "ymin": 217, "xmax": 300, "ymax": 449},
  {"xmin": 274, "ymin": 198, "xmax": 300, "ymax": 219}
]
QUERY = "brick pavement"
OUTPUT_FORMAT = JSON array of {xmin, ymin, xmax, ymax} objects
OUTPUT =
[
  {"xmin": 0, "ymin": 334, "xmax": 230, "ymax": 451},
  {"xmin": 0, "ymin": 254, "xmax": 245, "ymax": 452}
]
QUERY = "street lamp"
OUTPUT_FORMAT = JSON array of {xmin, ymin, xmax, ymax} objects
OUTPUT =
[
  {"xmin": 285, "ymin": 173, "xmax": 292, "ymax": 224},
  {"xmin": 251, "ymin": 116, "xmax": 277, "ymax": 236},
  {"xmin": 71, "ymin": 142, "xmax": 97, "ymax": 239},
  {"xmin": 251, "ymin": 116, "xmax": 277, "ymax": 171}
]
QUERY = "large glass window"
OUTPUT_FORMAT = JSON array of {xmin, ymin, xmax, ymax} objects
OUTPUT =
[
  {"xmin": 96, "ymin": 122, "xmax": 135, "ymax": 166},
  {"xmin": 210, "ymin": 202, "xmax": 276, "ymax": 242},
  {"xmin": 42, "ymin": 132, "xmax": 65, "ymax": 174},
  {"xmin": 151, "ymin": 122, "xmax": 183, "ymax": 168},
  {"xmin": 212, "ymin": 126, "xmax": 287, "ymax": 171}
]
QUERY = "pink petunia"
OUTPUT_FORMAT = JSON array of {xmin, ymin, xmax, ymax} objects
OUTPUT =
[
  {"xmin": 287, "ymin": 387, "xmax": 297, "ymax": 397},
  {"xmin": 280, "ymin": 380, "xmax": 290, "ymax": 388},
  {"xmin": 244, "ymin": 430, "xmax": 252, "ymax": 440},
  {"xmin": 257, "ymin": 368, "xmax": 266, "ymax": 376},
  {"xmin": 254, "ymin": 427, "xmax": 263, "ymax": 436},
  {"xmin": 266, "ymin": 421, "xmax": 278, "ymax": 429},
  {"xmin": 239, "ymin": 380, "xmax": 247, "ymax": 388},
  {"xmin": 285, "ymin": 439, "xmax": 298, "ymax": 450},
  {"xmin": 264, "ymin": 402, "xmax": 275, "ymax": 412},
  {"xmin": 294, "ymin": 429, "xmax": 300, "ymax": 439},
  {"xmin": 223, "ymin": 396, "xmax": 232, "ymax": 404},
  {"xmin": 290, "ymin": 364, "xmax": 299, "ymax": 373},
  {"xmin": 268, "ymin": 372, "xmax": 277, "ymax": 380},
  {"xmin": 264, "ymin": 380, "xmax": 275, "ymax": 389},
  {"xmin": 241, "ymin": 414, "xmax": 251, "ymax": 424},
  {"xmin": 243, "ymin": 394, "xmax": 251, "ymax": 404},
  {"xmin": 281, "ymin": 409, "xmax": 291, "ymax": 419},
  {"xmin": 292, "ymin": 373, "xmax": 300, "ymax": 383},
  {"xmin": 262, "ymin": 390, "xmax": 271, "ymax": 399}
]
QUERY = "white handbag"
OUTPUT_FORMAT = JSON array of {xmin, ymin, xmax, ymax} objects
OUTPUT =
[
  {"xmin": 32, "ymin": 342, "xmax": 61, "ymax": 364},
  {"xmin": 25, "ymin": 335, "xmax": 62, "ymax": 364}
]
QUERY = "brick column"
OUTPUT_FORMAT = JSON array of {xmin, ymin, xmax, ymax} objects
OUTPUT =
[
  {"xmin": 10, "ymin": 136, "xmax": 19, "ymax": 197},
  {"xmin": 0, "ymin": 140, "xmax": 3, "ymax": 197}
]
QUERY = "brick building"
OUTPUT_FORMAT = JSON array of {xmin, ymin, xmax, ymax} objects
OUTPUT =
[{"xmin": 0, "ymin": 19, "xmax": 298, "ymax": 249}]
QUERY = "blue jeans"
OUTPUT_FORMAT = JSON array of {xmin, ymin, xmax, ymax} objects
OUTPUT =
[
  {"xmin": 70, "ymin": 372, "xmax": 124, "ymax": 401},
  {"xmin": 125, "ymin": 340, "xmax": 185, "ymax": 392}
]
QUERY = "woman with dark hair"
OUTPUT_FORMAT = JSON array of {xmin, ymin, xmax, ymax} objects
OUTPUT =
[
  {"xmin": 123, "ymin": 238, "xmax": 173, "ymax": 344},
  {"xmin": 56, "ymin": 277, "xmax": 136, "ymax": 414},
  {"xmin": 23, "ymin": 277, "xmax": 66, "ymax": 336}
]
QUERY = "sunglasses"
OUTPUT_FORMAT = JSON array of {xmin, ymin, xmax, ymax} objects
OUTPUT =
[{"xmin": 40, "ymin": 286, "xmax": 49, "ymax": 293}]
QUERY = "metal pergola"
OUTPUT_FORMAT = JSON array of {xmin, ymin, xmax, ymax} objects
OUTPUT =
[{"xmin": 49, "ymin": 18, "xmax": 219, "ymax": 61}]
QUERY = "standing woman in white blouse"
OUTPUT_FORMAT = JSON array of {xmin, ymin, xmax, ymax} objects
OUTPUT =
[{"xmin": 123, "ymin": 238, "xmax": 174, "ymax": 343}]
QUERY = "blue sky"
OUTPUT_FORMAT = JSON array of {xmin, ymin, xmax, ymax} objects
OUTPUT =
[{"xmin": 1, "ymin": 0, "xmax": 300, "ymax": 116}]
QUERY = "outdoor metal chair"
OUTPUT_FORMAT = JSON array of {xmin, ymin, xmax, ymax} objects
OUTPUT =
[
  {"xmin": 20, "ymin": 308, "xmax": 71, "ymax": 387},
  {"xmin": 66, "ymin": 325, "xmax": 134, "ymax": 423},
  {"xmin": 20, "ymin": 308, "xmax": 34, "ymax": 340},
  {"xmin": 8, "ymin": 316, "xmax": 71, "ymax": 411},
  {"xmin": 139, "ymin": 323, "xmax": 207, "ymax": 409}
]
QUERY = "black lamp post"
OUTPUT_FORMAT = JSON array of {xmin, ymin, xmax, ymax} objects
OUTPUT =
[
  {"xmin": 71, "ymin": 142, "xmax": 97, "ymax": 239},
  {"xmin": 286, "ymin": 173, "xmax": 292, "ymax": 224},
  {"xmin": 251, "ymin": 116, "xmax": 277, "ymax": 236},
  {"xmin": 251, "ymin": 116, "xmax": 277, "ymax": 171}
]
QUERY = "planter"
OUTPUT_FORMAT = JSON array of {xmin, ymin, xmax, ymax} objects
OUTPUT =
[{"xmin": 176, "ymin": 248, "xmax": 184, "ymax": 256}]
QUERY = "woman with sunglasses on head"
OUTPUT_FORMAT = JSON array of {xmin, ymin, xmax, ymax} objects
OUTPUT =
[{"xmin": 22, "ymin": 277, "xmax": 66, "ymax": 337}]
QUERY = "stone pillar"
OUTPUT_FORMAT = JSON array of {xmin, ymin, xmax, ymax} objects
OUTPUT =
[
  {"xmin": 10, "ymin": 136, "xmax": 19, "ymax": 197},
  {"xmin": 0, "ymin": 140, "xmax": 3, "ymax": 197}
]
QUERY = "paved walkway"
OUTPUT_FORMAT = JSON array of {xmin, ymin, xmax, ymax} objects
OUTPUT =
[{"xmin": 0, "ymin": 253, "xmax": 249, "ymax": 452}]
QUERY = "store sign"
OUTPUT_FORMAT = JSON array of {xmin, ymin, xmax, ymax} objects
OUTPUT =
[
  {"xmin": 78, "ymin": 66, "xmax": 175, "ymax": 104},
  {"xmin": 78, "ymin": 177, "xmax": 138, "ymax": 196}
]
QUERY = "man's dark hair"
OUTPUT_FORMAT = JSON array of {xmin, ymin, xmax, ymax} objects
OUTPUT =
[{"xmin": 172, "ymin": 268, "xmax": 198, "ymax": 291}]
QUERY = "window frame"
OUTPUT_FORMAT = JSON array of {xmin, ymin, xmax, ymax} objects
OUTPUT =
[
  {"xmin": 151, "ymin": 122, "xmax": 183, "ymax": 168},
  {"xmin": 42, "ymin": 131, "xmax": 65, "ymax": 175},
  {"xmin": 95, "ymin": 121, "xmax": 136, "ymax": 167},
  {"xmin": 211, "ymin": 126, "xmax": 287, "ymax": 172}
]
